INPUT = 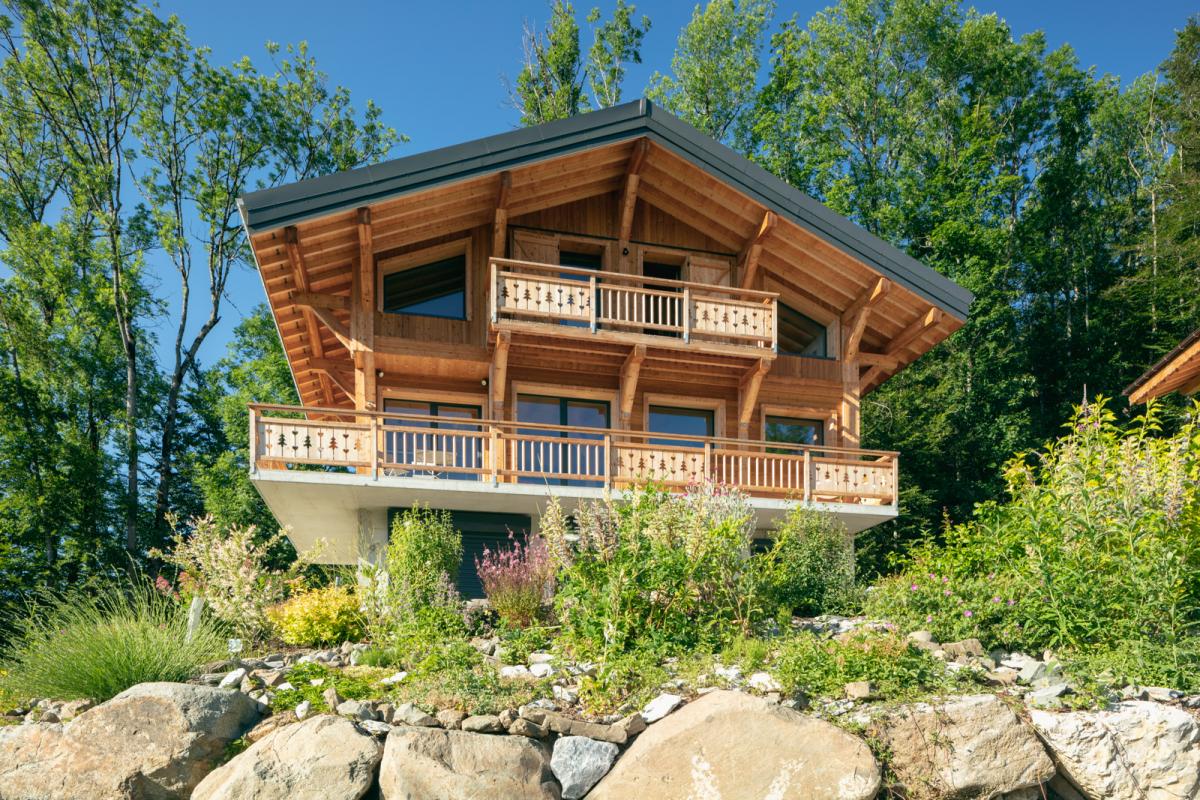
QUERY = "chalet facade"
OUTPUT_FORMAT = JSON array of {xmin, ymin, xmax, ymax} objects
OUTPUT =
[{"xmin": 239, "ymin": 100, "xmax": 971, "ymax": 585}]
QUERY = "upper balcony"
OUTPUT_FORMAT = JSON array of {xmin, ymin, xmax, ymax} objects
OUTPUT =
[{"xmin": 489, "ymin": 257, "xmax": 778, "ymax": 359}]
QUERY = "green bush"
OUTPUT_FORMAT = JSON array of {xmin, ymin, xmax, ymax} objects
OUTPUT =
[
  {"xmin": 773, "ymin": 630, "xmax": 957, "ymax": 700},
  {"xmin": 267, "ymin": 584, "xmax": 365, "ymax": 646},
  {"xmin": 270, "ymin": 661, "xmax": 376, "ymax": 712},
  {"xmin": 1, "ymin": 581, "xmax": 226, "ymax": 702},
  {"xmin": 866, "ymin": 400, "xmax": 1200, "ymax": 687},
  {"xmin": 385, "ymin": 505, "xmax": 462, "ymax": 615},
  {"xmin": 763, "ymin": 507, "xmax": 858, "ymax": 615}
]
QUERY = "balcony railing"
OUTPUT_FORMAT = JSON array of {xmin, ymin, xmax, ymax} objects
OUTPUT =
[
  {"xmin": 489, "ymin": 257, "xmax": 778, "ymax": 354},
  {"xmin": 249, "ymin": 404, "xmax": 897, "ymax": 507}
]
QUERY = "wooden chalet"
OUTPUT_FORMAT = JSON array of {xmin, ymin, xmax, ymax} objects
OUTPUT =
[
  {"xmin": 1125, "ymin": 328, "xmax": 1200, "ymax": 404},
  {"xmin": 239, "ymin": 100, "xmax": 972, "ymax": 585}
]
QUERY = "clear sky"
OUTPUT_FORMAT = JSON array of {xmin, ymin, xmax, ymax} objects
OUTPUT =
[{"xmin": 151, "ymin": 0, "xmax": 1196, "ymax": 366}]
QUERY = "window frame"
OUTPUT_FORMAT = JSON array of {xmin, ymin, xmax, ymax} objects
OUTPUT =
[
  {"xmin": 759, "ymin": 404, "xmax": 836, "ymax": 448},
  {"xmin": 376, "ymin": 237, "xmax": 472, "ymax": 322},
  {"xmin": 641, "ymin": 393, "xmax": 726, "ymax": 441}
]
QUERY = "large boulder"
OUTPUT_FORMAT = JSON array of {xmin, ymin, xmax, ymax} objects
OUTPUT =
[
  {"xmin": 191, "ymin": 714, "xmax": 381, "ymax": 800},
  {"xmin": 0, "ymin": 682, "xmax": 260, "ymax": 800},
  {"xmin": 876, "ymin": 693, "xmax": 1054, "ymax": 798},
  {"xmin": 1030, "ymin": 701, "xmax": 1200, "ymax": 800},
  {"xmin": 587, "ymin": 690, "xmax": 880, "ymax": 800},
  {"xmin": 378, "ymin": 727, "xmax": 559, "ymax": 799}
]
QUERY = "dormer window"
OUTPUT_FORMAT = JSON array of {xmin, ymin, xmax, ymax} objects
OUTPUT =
[
  {"xmin": 381, "ymin": 253, "xmax": 467, "ymax": 319},
  {"xmin": 778, "ymin": 302, "xmax": 828, "ymax": 358}
]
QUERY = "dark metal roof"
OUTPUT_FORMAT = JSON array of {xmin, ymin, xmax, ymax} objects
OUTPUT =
[
  {"xmin": 1123, "ymin": 327, "xmax": 1200, "ymax": 397},
  {"xmin": 239, "ymin": 99, "xmax": 973, "ymax": 320}
]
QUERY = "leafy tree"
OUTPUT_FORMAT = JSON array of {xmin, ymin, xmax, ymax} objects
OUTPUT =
[
  {"xmin": 647, "ymin": 0, "xmax": 774, "ymax": 142},
  {"xmin": 586, "ymin": 0, "xmax": 650, "ymax": 109}
]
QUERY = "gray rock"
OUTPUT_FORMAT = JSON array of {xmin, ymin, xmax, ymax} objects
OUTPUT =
[
  {"xmin": 436, "ymin": 708, "xmax": 468, "ymax": 730},
  {"xmin": 461, "ymin": 713, "xmax": 504, "ymax": 733},
  {"xmin": 1018, "ymin": 660, "xmax": 1047, "ymax": 684},
  {"xmin": 219, "ymin": 667, "xmax": 248, "ymax": 689},
  {"xmin": 358, "ymin": 719, "xmax": 393, "ymax": 737},
  {"xmin": 844, "ymin": 680, "xmax": 876, "ymax": 700},
  {"xmin": 509, "ymin": 717, "xmax": 548, "ymax": 738},
  {"xmin": 528, "ymin": 652, "xmax": 555, "ymax": 664},
  {"xmin": 640, "ymin": 692, "xmax": 682, "ymax": 723},
  {"xmin": 295, "ymin": 700, "xmax": 312, "ymax": 720},
  {"xmin": 500, "ymin": 664, "xmax": 532, "ymax": 679},
  {"xmin": 322, "ymin": 687, "xmax": 343, "ymax": 710},
  {"xmin": 1028, "ymin": 683, "xmax": 1072, "ymax": 708},
  {"xmin": 378, "ymin": 728, "xmax": 557, "ymax": 799},
  {"xmin": 394, "ymin": 702, "xmax": 439, "ymax": 727},
  {"xmin": 552, "ymin": 736, "xmax": 619, "ymax": 799},
  {"xmin": 336, "ymin": 700, "xmax": 377, "ymax": 721},
  {"xmin": 530, "ymin": 662, "xmax": 555, "ymax": 678},
  {"xmin": 553, "ymin": 684, "xmax": 579, "ymax": 704}
]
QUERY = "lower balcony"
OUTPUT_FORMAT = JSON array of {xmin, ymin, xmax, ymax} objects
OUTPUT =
[{"xmin": 248, "ymin": 404, "xmax": 899, "ymax": 563}]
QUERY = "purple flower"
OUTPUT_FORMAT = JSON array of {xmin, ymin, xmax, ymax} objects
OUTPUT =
[
  {"xmin": 964, "ymin": 610, "xmax": 974, "ymax": 618},
  {"xmin": 925, "ymin": 615, "xmax": 933, "ymax": 623},
  {"xmin": 910, "ymin": 584, "xmax": 920, "ymax": 591},
  {"xmin": 992, "ymin": 596, "xmax": 1002, "ymax": 603},
  {"xmin": 942, "ymin": 576, "xmax": 949, "ymax": 584},
  {"xmin": 1007, "ymin": 599, "xmax": 1016, "ymax": 606},
  {"xmin": 944, "ymin": 589, "xmax": 952, "ymax": 596}
]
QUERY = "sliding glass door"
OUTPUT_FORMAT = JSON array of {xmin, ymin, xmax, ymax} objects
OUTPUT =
[
  {"xmin": 515, "ymin": 394, "xmax": 610, "ymax": 486},
  {"xmin": 382, "ymin": 398, "xmax": 482, "ymax": 479}
]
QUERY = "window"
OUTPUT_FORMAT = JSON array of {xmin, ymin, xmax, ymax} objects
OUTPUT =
[
  {"xmin": 778, "ymin": 302, "xmax": 828, "ymax": 357},
  {"xmin": 516, "ymin": 394, "xmax": 610, "ymax": 486},
  {"xmin": 382, "ymin": 398, "xmax": 481, "ymax": 478},
  {"xmin": 642, "ymin": 261, "xmax": 682, "ymax": 336},
  {"xmin": 381, "ymin": 254, "xmax": 467, "ymax": 319},
  {"xmin": 647, "ymin": 405, "xmax": 714, "ymax": 447},
  {"xmin": 765, "ymin": 415, "xmax": 824, "ymax": 450}
]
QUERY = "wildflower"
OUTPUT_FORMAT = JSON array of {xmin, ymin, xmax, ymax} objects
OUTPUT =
[
  {"xmin": 910, "ymin": 583, "xmax": 920, "ymax": 591},
  {"xmin": 944, "ymin": 589, "xmax": 952, "ymax": 596},
  {"xmin": 964, "ymin": 610, "xmax": 974, "ymax": 618},
  {"xmin": 992, "ymin": 596, "xmax": 1002, "ymax": 603},
  {"xmin": 925, "ymin": 615, "xmax": 933, "ymax": 623},
  {"xmin": 1007, "ymin": 599, "xmax": 1016, "ymax": 606},
  {"xmin": 942, "ymin": 576, "xmax": 949, "ymax": 584}
]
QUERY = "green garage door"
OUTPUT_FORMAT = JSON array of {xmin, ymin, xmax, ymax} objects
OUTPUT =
[{"xmin": 387, "ymin": 509, "xmax": 532, "ymax": 599}]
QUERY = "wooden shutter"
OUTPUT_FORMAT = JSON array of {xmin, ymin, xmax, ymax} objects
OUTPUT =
[
  {"xmin": 511, "ymin": 231, "xmax": 559, "ymax": 265},
  {"xmin": 687, "ymin": 254, "xmax": 732, "ymax": 287}
]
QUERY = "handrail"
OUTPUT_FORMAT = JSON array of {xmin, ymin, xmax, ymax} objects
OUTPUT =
[
  {"xmin": 247, "ymin": 403, "xmax": 898, "ymax": 459},
  {"xmin": 490, "ymin": 257, "xmax": 779, "ymax": 301}
]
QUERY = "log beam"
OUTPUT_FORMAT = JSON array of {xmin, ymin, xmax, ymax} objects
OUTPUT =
[
  {"xmin": 283, "ymin": 225, "xmax": 333, "ymax": 405},
  {"xmin": 490, "ymin": 330, "xmax": 511, "ymax": 418},
  {"xmin": 738, "ymin": 212, "xmax": 776, "ymax": 289},
  {"xmin": 840, "ymin": 277, "xmax": 890, "ymax": 361},
  {"xmin": 861, "ymin": 306, "xmax": 944, "ymax": 388},
  {"xmin": 619, "ymin": 344, "xmax": 646, "ymax": 428},
  {"xmin": 294, "ymin": 290, "xmax": 349, "ymax": 311},
  {"xmin": 617, "ymin": 140, "xmax": 649, "ymax": 271},
  {"xmin": 492, "ymin": 171, "xmax": 511, "ymax": 258},
  {"xmin": 738, "ymin": 357, "xmax": 772, "ymax": 438}
]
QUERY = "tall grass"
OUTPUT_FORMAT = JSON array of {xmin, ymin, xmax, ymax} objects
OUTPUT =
[{"xmin": 1, "ymin": 580, "xmax": 227, "ymax": 702}]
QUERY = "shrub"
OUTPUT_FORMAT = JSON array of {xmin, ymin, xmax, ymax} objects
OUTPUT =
[
  {"xmin": 764, "ymin": 507, "xmax": 858, "ymax": 616},
  {"xmin": 865, "ymin": 400, "xmax": 1200, "ymax": 687},
  {"xmin": 542, "ymin": 483, "xmax": 772, "ymax": 661},
  {"xmin": 476, "ymin": 532, "xmax": 553, "ymax": 628},
  {"xmin": 267, "ymin": 584, "xmax": 365, "ymax": 646},
  {"xmin": 1, "ymin": 580, "xmax": 226, "ymax": 702},
  {"xmin": 385, "ymin": 505, "xmax": 462, "ymax": 616},
  {"xmin": 154, "ymin": 515, "xmax": 323, "ymax": 641},
  {"xmin": 270, "ymin": 662, "xmax": 375, "ymax": 712},
  {"xmin": 773, "ymin": 630, "xmax": 957, "ymax": 700}
]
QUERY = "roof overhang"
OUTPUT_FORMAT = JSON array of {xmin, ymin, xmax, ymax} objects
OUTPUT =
[
  {"xmin": 1125, "ymin": 328, "xmax": 1200, "ymax": 403},
  {"xmin": 240, "ymin": 99, "xmax": 971, "ymax": 322}
]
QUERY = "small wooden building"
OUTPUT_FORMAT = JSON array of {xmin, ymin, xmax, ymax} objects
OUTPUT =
[
  {"xmin": 238, "ymin": 100, "xmax": 971, "ymax": 583},
  {"xmin": 1125, "ymin": 328, "xmax": 1200, "ymax": 404}
]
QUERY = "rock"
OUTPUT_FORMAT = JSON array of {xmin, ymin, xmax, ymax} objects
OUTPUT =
[
  {"xmin": 246, "ymin": 710, "xmax": 298, "ymax": 743},
  {"xmin": 1027, "ymin": 683, "xmax": 1072, "ymax": 709},
  {"xmin": 713, "ymin": 664, "xmax": 742, "ymax": 682},
  {"xmin": 192, "ymin": 715, "xmax": 380, "ymax": 800},
  {"xmin": 941, "ymin": 638, "xmax": 986, "ymax": 660},
  {"xmin": 552, "ymin": 736, "xmax": 619, "ymax": 799},
  {"xmin": 393, "ymin": 702, "xmax": 439, "ymax": 727},
  {"xmin": 1144, "ymin": 686, "xmax": 1184, "ymax": 703},
  {"xmin": 510, "ymin": 717, "xmax": 548, "ymax": 738},
  {"xmin": 380, "ymin": 671, "xmax": 408, "ymax": 686},
  {"xmin": 322, "ymin": 687, "xmax": 343, "ymax": 710},
  {"xmin": 615, "ymin": 711, "xmax": 646, "ymax": 738},
  {"xmin": 218, "ymin": 667, "xmax": 247, "ymax": 689},
  {"xmin": 0, "ymin": 682, "xmax": 259, "ymax": 800},
  {"xmin": 501, "ymin": 664, "xmax": 533, "ymax": 679},
  {"xmin": 552, "ymin": 684, "xmax": 578, "ymax": 704},
  {"xmin": 436, "ymin": 708, "xmax": 468, "ymax": 730},
  {"xmin": 640, "ymin": 692, "xmax": 682, "ymax": 723},
  {"xmin": 530, "ymin": 662, "xmax": 555, "ymax": 678},
  {"xmin": 528, "ymin": 652, "xmax": 555, "ymax": 664},
  {"xmin": 541, "ymin": 711, "xmax": 627, "ymax": 745},
  {"xmin": 295, "ymin": 700, "xmax": 312, "ymax": 720},
  {"xmin": 589, "ymin": 690, "xmax": 878, "ymax": 800},
  {"xmin": 378, "ymin": 727, "xmax": 558, "ymax": 799},
  {"xmin": 747, "ymin": 671, "xmax": 781, "ymax": 692},
  {"xmin": 461, "ymin": 713, "xmax": 504, "ymax": 733},
  {"xmin": 336, "ymin": 699, "xmax": 376, "ymax": 721},
  {"xmin": 876, "ymin": 693, "xmax": 1054, "ymax": 799},
  {"xmin": 844, "ymin": 680, "xmax": 877, "ymax": 700},
  {"xmin": 908, "ymin": 630, "xmax": 935, "ymax": 643},
  {"xmin": 499, "ymin": 708, "xmax": 519, "ymax": 727},
  {"xmin": 1030, "ymin": 700, "xmax": 1200, "ymax": 800},
  {"xmin": 358, "ymin": 719, "xmax": 392, "ymax": 737},
  {"xmin": 56, "ymin": 699, "xmax": 94, "ymax": 721},
  {"xmin": 1018, "ymin": 660, "xmax": 1047, "ymax": 685}
]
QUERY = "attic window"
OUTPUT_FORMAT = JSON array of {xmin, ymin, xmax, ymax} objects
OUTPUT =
[
  {"xmin": 778, "ymin": 302, "xmax": 828, "ymax": 358},
  {"xmin": 381, "ymin": 254, "xmax": 467, "ymax": 319}
]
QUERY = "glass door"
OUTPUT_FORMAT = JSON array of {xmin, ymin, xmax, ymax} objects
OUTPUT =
[
  {"xmin": 382, "ymin": 399, "xmax": 482, "ymax": 479},
  {"xmin": 516, "ymin": 394, "xmax": 610, "ymax": 485},
  {"xmin": 558, "ymin": 250, "xmax": 602, "ymax": 328},
  {"xmin": 642, "ymin": 261, "xmax": 682, "ymax": 337},
  {"xmin": 647, "ymin": 405, "xmax": 714, "ymax": 447}
]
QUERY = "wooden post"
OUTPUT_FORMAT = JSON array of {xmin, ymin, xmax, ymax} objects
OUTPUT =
[
  {"xmin": 682, "ymin": 286, "xmax": 691, "ymax": 343},
  {"xmin": 803, "ymin": 450, "xmax": 812, "ymax": 502},
  {"xmin": 603, "ymin": 433, "xmax": 612, "ymax": 490},
  {"xmin": 589, "ymin": 273, "xmax": 598, "ymax": 332},
  {"xmin": 248, "ymin": 407, "xmax": 258, "ymax": 474},
  {"xmin": 490, "ymin": 259, "xmax": 499, "ymax": 324},
  {"xmin": 369, "ymin": 415, "xmax": 379, "ymax": 479}
]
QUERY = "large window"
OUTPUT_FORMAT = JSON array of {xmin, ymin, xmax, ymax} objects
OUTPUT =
[
  {"xmin": 382, "ymin": 398, "xmax": 481, "ymax": 478},
  {"xmin": 381, "ymin": 254, "xmax": 467, "ymax": 319},
  {"xmin": 647, "ymin": 405, "xmax": 714, "ymax": 447},
  {"xmin": 778, "ymin": 302, "xmax": 828, "ymax": 358},
  {"xmin": 516, "ymin": 394, "xmax": 610, "ymax": 486},
  {"xmin": 765, "ymin": 415, "xmax": 824, "ymax": 450}
]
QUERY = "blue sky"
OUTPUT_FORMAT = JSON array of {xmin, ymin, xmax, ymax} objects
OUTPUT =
[{"xmin": 151, "ymin": 0, "xmax": 1196, "ymax": 366}]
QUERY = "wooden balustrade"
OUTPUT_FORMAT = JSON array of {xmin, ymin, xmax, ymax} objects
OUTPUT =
[
  {"xmin": 490, "ymin": 257, "xmax": 778, "ymax": 352},
  {"xmin": 250, "ymin": 404, "xmax": 898, "ymax": 507}
]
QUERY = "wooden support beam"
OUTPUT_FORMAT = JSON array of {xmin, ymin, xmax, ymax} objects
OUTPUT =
[
  {"xmin": 856, "ymin": 351, "xmax": 901, "ymax": 369},
  {"xmin": 294, "ymin": 290, "xmax": 349, "ymax": 311},
  {"xmin": 619, "ymin": 344, "xmax": 646, "ymax": 427},
  {"xmin": 492, "ymin": 171, "xmax": 511, "ymax": 258},
  {"xmin": 860, "ymin": 306, "xmax": 944, "ymax": 389},
  {"xmin": 490, "ymin": 331, "xmax": 511, "ymax": 417},
  {"xmin": 738, "ymin": 357, "xmax": 772, "ymax": 437},
  {"xmin": 309, "ymin": 305, "xmax": 352, "ymax": 351},
  {"xmin": 738, "ymin": 212, "xmax": 776, "ymax": 289},
  {"xmin": 617, "ymin": 140, "xmax": 649, "ymax": 271},
  {"xmin": 315, "ymin": 365, "xmax": 354, "ymax": 398},
  {"xmin": 841, "ymin": 278, "xmax": 891, "ymax": 362},
  {"xmin": 283, "ymin": 225, "xmax": 333, "ymax": 405}
]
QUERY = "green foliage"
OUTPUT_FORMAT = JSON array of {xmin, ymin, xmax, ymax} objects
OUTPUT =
[
  {"xmin": 773, "ymin": 630, "xmax": 960, "ymax": 700},
  {"xmin": 267, "ymin": 584, "xmax": 365, "ymax": 646},
  {"xmin": 586, "ymin": 0, "xmax": 650, "ymax": 108},
  {"xmin": 269, "ymin": 661, "xmax": 376, "ymax": 713},
  {"xmin": 1, "ymin": 580, "xmax": 226, "ymax": 702},
  {"xmin": 763, "ymin": 508, "xmax": 858, "ymax": 616},
  {"xmin": 867, "ymin": 401, "xmax": 1200, "ymax": 687},
  {"xmin": 384, "ymin": 506, "xmax": 462, "ymax": 617},
  {"xmin": 647, "ymin": 0, "xmax": 773, "ymax": 141},
  {"xmin": 496, "ymin": 622, "xmax": 555, "ymax": 664}
]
